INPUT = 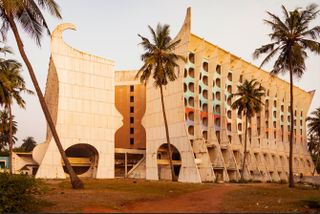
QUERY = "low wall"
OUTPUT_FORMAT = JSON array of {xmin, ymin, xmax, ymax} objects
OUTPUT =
[{"xmin": 294, "ymin": 175, "xmax": 320, "ymax": 185}]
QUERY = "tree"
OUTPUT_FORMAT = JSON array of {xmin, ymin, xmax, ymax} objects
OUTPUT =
[
  {"xmin": 253, "ymin": 4, "xmax": 320, "ymax": 187},
  {"xmin": 0, "ymin": 57, "xmax": 31, "ymax": 174},
  {"xmin": 20, "ymin": 136, "xmax": 37, "ymax": 152},
  {"xmin": 0, "ymin": 110, "xmax": 17, "ymax": 152},
  {"xmin": 0, "ymin": 0, "xmax": 83, "ymax": 188},
  {"xmin": 230, "ymin": 79, "xmax": 265, "ymax": 181},
  {"xmin": 307, "ymin": 108, "xmax": 320, "ymax": 175},
  {"xmin": 136, "ymin": 24, "xmax": 185, "ymax": 181}
]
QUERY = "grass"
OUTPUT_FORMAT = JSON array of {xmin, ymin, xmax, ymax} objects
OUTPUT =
[
  {"xmin": 220, "ymin": 183, "xmax": 320, "ymax": 213},
  {"xmin": 37, "ymin": 178, "xmax": 213, "ymax": 212},
  {"xmin": 35, "ymin": 179, "xmax": 320, "ymax": 213}
]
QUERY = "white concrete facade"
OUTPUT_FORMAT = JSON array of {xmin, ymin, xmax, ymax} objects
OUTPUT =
[
  {"xmin": 31, "ymin": 8, "xmax": 315, "ymax": 182},
  {"xmin": 33, "ymin": 23, "xmax": 122, "ymax": 179}
]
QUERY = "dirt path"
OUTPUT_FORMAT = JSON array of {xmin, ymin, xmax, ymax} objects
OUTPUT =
[{"xmin": 83, "ymin": 184, "xmax": 239, "ymax": 213}]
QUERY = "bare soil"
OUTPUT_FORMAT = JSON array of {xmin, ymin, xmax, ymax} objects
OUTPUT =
[{"xmin": 38, "ymin": 179, "xmax": 320, "ymax": 213}]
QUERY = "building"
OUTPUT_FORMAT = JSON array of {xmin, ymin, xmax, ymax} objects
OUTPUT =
[
  {"xmin": 28, "ymin": 8, "xmax": 315, "ymax": 182},
  {"xmin": 0, "ymin": 156, "xmax": 9, "ymax": 172},
  {"xmin": 0, "ymin": 153, "xmax": 38, "ymax": 175}
]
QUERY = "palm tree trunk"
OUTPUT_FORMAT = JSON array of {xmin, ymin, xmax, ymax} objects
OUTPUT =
[
  {"xmin": 241, "ymin": 114, "xmax": 249, "ymax": 181},
  {"xmin": 288, "ymin": 67, "xmax": 295, "ymax": 188},
  {"xmin": 8, "ymin": 104, "xmax": 13, "ymax": 175},
  {"xmin": 312, "ymin": 148, "xmax": 319, "ymax": 175},
  {"xmin": 7, "ymin": 15, "xmax": 83, "ymax": 189},
  {"xmin": 159, "ymin": 85, "xmax": 177, "ymax": 181}
]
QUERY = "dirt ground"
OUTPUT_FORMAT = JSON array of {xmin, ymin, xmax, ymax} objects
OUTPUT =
[
  {"xmin": 82, "ymin": 185, "xmax": 238, "ymax": 213},
  {"xmin": 38, "ymin": 180, "xmax": 320, "ymax": 213}
]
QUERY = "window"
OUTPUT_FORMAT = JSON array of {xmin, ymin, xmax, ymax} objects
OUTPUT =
[
  {"xmin": 227, "ymin": 72, "xmax": 232, "ymax": 81},
  {"xmin": 227, "ymin": 85, "xmax": 232, "ymax": 93},
  {"xmin": 215, "ymin": 118, "xmax": 221, "ymax": 126},
  {"xmin": 188, "ymin": 82, "xmax": 194, "ymax": 92},
  {"xmin": 189, "ymin": 53, "xmax": 195, "ymax": 64},
  {"xmin": 130, "ymin": 96, "xmax": 134, "ymax": 102},
  {"xmin": 203, "ymin": 76, "xmax": 208, "ymax": 85},
  {"xmin": 216, "ymin": 92, "xmax": 221, "ymax": 100},
  {"xmin": 216, "ymin": 65, "xmax": 221, "ymax": 74},
  {"xmin": 130, "ymin": 106, "xmax": 134, "ymax": 113},
  {"xmin": 227, "ymin": 123, "xmax": 231, "ymax": 131},
  {"xmin": 130, "ymin": 128, "xmax": 134, "ymax": 134},
  {"xmin": 130, "ymin": 85, "xmax": 134, "ymax": 92},
  {"xmin": 227, "ymin": 110, "xmax": 232, "ymax": 119},
  {"xmin": 130, "ymin": 138, "xmax": 134, "ymax": 145},
  {"xmin": 203, "ymin": 62, "xmax": 208, "ymax": 72},
  {"xmin": 216, "ymin": 78, "xmax": 221, "ymax": 87},
  {"xmin": 130, "ymin": 117, "xmax": 134, "ymax": 123},
  {"xmin": 227, "ymin": 97, "xmax": 231, "ymax": 106},
  {"xmin": 188, "ymin": 68, "xmax": 195, "ymax": 78},
  {"xmin": 239, "ymin": 75, "xmax": 243, "ymax": 83},
  {"xmin": 216, "ymin": 105, "xmax": 221, "ymax": 114}
]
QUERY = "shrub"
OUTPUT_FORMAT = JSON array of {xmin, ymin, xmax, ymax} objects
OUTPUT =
[
  {"xmin": 302, "ymin": 198, "xmax": 320, "ymax": 210},
  {"xmin": 0, "ymin": 173, "xmax": 41, "ymax": 212}
]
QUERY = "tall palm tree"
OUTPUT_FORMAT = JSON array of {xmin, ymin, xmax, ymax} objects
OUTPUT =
[
  {"xmin": 136, "ymin": 24, "xmax": 185, "ymax": 181},
  {"xmin": 307, "ymin": 108, "xmax": 320, "ymax": 175},
  {"xmin": 0, "ymin": 58, "xmax": 32, "ymax": 174},
  {"xmin": 0, "ymin": 1, "xmax": 83, "ymax": 188},
  {"xmin": 230, "ymin": 79, "xmax": 265, "ymax": 181},
  {"xmin": 253, "ymin": 4, "xmax": 320, "ymax": 187},
  {"xmin": 21, "ymin": 136, "xmax": 37, "ymax": 152},
  {"xmin": 0, "ymin": 109, "xmax": 17, "ymax": 152}
]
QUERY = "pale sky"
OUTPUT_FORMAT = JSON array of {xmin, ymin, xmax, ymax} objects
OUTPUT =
[{"xmin": 4, "ymin": 0, "xmax": 320, "ymax": 146}]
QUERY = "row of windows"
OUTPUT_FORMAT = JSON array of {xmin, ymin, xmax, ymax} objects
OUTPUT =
[{"xmin": 130, "ymin": 85, "xmax": 134, "ymax": 145}]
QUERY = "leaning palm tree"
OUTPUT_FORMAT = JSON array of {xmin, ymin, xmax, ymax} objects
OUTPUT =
[
  {"xmin": 136, "ymin": 24, "xmax": 185, "ymax": 181},
  {"xmin": 0, "ymin": 58, "xmax": 32, "ymax": 174},
  {"xmin": 307, "ymin": 108, "xmax": 320, "ymax": 175},
  {"xmin": 253, "ymin": 4, "xmax": 320, "ymax": 188},
  {"xmin": 0, "ymin": 1, "xmax": 83, "ymax": 188},
  {"xmin": 230, "ymin": 79, "xmax": 265, "ymax": 181}
]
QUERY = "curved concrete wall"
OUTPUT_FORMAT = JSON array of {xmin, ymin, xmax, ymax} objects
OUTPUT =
[{"xmin": 34, "ymin": 23, "xmax": 122, "ymax": 178}]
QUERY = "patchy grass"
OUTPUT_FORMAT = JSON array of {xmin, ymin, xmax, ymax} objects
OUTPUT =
[
  {"xmin": 36, "ymin": 179, "xmax": 320, "ymax": 213},
  {"xmin": 220, "ymin": 183, "xmax": 320, "ymax": 213},
  {"xmin": 38, "ymin": 178, "xmax": 213, "ymax": 212}
]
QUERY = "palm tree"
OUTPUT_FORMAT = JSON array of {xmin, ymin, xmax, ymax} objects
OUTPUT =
[
  {"xmin": 0, "ymin": 109, "xmax": 17, "ymax": 152},
  {"xmin": 307, "ymin": 108, "xmax": 320, "ymax": 175},
  {"xmin": 0, "ymin": 1, "xmax": 83, "ymax": 188},
  {"xmin": 230, "ymin": 79, "xmax": 265, "ymax": 180},
  {"xmin": 253, "ymin": 4, "xmax": 320, "ymax": 187},
  {"xmin": 21, "ymin": 136, "xmax": 37, "ymax": 152},
  {"xmin": 0, "ymin": 58, "xmax": 32, "ymax": 174},
  {"xmin": 136, "ymin": 24, "xmax": 185, "ymax": 181}
]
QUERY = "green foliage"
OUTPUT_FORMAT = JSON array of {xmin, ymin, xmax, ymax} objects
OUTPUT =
[
  {"xmin": 0, "ymin": 109, "xmax": 18, "ymax": 150},
  {"xmin": 230, "ymin": 79, "xmax": 265, "ymax": 118},
  {"xmin": 20, "ymin": 136, "xmax": 37, "ymax": 152},
  {"xmin": 0, "ymin": 173, "xmax": 41, "ymax": 212},
  {"xmin": 302, "ymin": 198, "xmax": 320, "ymax": 210},
  {"xmin": 0, "ymin": 149, "xmax": 8, "ymax": 156},
  {"xmin": 136, "ymin": 24, "xmax": 185, "ymax": 87}
]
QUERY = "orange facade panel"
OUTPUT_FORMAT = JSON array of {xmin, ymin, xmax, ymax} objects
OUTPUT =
[{"xmin": 115, "ymin": 84, "xmax": 146, "ymax": 149}]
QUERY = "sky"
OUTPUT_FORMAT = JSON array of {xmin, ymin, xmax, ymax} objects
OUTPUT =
[{"xmin": 4, "ymin": 0, "xmax": 320, "ymax": 146}]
